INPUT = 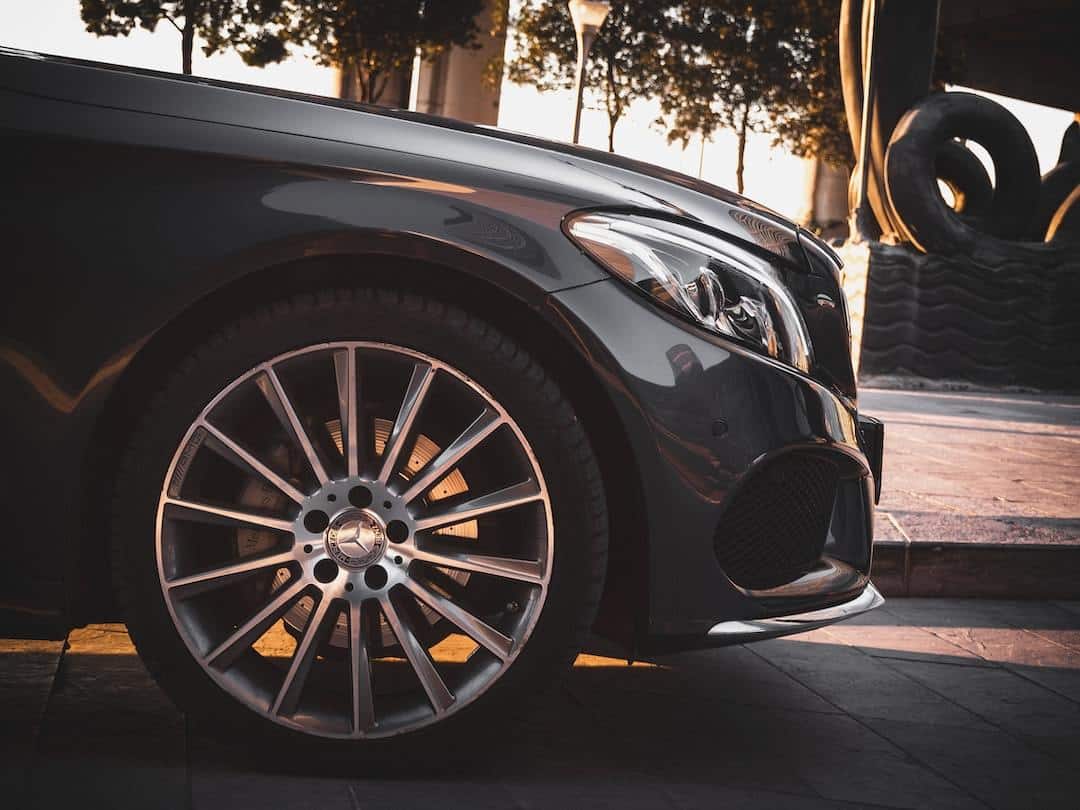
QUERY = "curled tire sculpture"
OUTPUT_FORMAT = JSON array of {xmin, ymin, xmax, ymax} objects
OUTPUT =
[
  {"xmin": 935, "ymin": 139, "xmax": 993, "ymax": 223},
  {"xmin": 839, "ymin": 0, "xmax": 939, "ymax": 240},
  {"xmin": 1034, "ymin": 160, "xmax": 1080, "ymax": 241},
  {"xmin": 884, "ymin": 92, "xmax": 1040, "ymax": 254},
  {"xmin": 1047, "ymin": 185, "xmax": 1080, "ymax": 243}
]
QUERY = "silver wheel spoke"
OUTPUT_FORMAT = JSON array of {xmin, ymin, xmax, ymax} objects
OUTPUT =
[
  {"xmin": 348, "ymin": 602, "xmax": 376, "ymax": 734},
  {"xmin": 200, "ymin": 420, "xmax": 306, "ymax": 504},
  {"xmin": 164, "ymin": 498, "xmax": 293, "ymax": 533},
  {"xmin": 380, "ymin": 594, "xmax": 454, "ymax": 713},
  {"xmin": 272, "ymin": 592, "xmax": 335, "ymax": 717},
  {"xmin": 205, "ymin": 579, "xmax": 307, "ymax": 670},
  {"xmin": 257, "ymin": 365, "xmax": 330, "ymax": 485},
  {"xmin": 414, "ymin": 479, "xmax": 542, "ymax": 532},
  {"xmin": 333, "ymin": 348, "xmax": 361, "ymax": 478},
  {"xmin": 411, "ymin": 546, "xmax": 543, "ymax": 585},
  {"xmin": 403, "ymin": 578, "xmax": 513, "ymax": 660},
  {"xmin": 378, "ymin": 361, "xmax": 434, "ymax": 484},
  {"xmin": 400, "ymin": 409, "xmax": 504, "ymax": 503},
  {"xmin": 166, "ymin": 551, "xmax": 296, "ymax": 599}
]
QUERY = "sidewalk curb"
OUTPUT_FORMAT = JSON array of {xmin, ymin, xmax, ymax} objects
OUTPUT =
[{"xmin": 872, "ymin": 541, "xmax": 1080, "ymax": 599}]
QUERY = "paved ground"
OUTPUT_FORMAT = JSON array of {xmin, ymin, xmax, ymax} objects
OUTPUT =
[
  {"xmin": 4, "ymin": 599, "xmax": 1079, "ymax": 809},
  {"xmin": 860, "ymin": 389, "xmax": 1080, "ymax": 545}
]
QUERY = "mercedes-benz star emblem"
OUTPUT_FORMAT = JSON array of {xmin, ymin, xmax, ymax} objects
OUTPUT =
[{"xmin": 326, "ymin": 509, "xmax": 387, "ymax": 569}]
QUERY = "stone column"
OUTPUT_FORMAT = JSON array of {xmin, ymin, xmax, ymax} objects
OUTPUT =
[{"xmin": 412, "ymin": 0, "xmax": 509, "ymax": 124}]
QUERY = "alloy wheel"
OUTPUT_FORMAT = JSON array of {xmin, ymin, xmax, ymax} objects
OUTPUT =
[{"xmin": 155, "ymin": 342, "xmax": 553, "ymax": 738}]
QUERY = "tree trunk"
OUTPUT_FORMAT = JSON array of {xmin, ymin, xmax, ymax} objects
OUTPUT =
[
  {"xmin": 337, "ymin": 62, "xmax": 359, "ymax": 100},
  {"xmin": 801, "ymin": 159, "xmax": 852, "ymax": 241},
  {"xmin": 181, "ymin": 0, "xmax": 194, "ymax": 75},
  {"xmin": 605, "ymin": 58, "xmax": 617, "ymax": 152},
  {"xmin": 735, "ymin": 103, "xmax": 749, "ymax": 194}
]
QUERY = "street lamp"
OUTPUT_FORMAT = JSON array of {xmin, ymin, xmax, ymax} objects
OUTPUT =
[{"xmin": 568, "ymin": 0, "xmax": 611, "ymax": 144}]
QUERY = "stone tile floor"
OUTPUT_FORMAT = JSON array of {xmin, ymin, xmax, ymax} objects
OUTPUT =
[
  {"xmin": 860, "ymin": 389, "xmax": 1080, "ymax": 545},
  {"xmin": 3, "ymin": 599, "xmax": 1079, "ymax": 809}
]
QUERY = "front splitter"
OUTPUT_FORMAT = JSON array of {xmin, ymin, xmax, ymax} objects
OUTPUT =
[{"xmin": 706, "ymin": 583, "xmax": 884, "ymax": 643}]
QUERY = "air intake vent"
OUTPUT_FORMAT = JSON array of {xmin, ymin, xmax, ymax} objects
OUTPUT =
[{"xmin": 714, "ymin": 452, "xmax": 840, "ymax": 590}]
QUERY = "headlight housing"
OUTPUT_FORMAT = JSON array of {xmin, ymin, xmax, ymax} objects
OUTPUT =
[{"xmin": 565, "ymin": 212, "xmax": 812, "ymax": 372}]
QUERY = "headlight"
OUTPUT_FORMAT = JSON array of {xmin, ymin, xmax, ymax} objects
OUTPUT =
[{"xmin": 565, "ymin": 212, "xmax": 812, "ymax": 372}]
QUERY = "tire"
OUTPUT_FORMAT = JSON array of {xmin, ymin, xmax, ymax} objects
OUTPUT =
[
  {"xmin": 885, "ymin": 92, "xmax": 1040, "ymax": 253},
  {"xmin": 1035, "ymin": 161, "xmax": 1080, "ymax": 240},
  {"xmin": 112, "ymin": 287, "xmax": 607, "ymax": 754},
  {"xmin": 935, "ymin": 140, "xmax": 993, "ymax": 223},
  {"xmin": 1046, "ymin": 185, "xmax": 1080, "ymax": 243}
]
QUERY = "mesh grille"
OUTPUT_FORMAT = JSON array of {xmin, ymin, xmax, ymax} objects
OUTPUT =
[{"xmin": 714, "ymin": 453, "xmax": 840, "ymax": 590}]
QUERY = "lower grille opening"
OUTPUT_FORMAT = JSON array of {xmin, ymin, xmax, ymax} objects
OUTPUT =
[{"xmin": 714, "ymin": 452, "xmax": 841, "ymax": 590}]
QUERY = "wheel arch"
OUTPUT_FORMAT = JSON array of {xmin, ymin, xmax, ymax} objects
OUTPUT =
[{"xmin": 74, "ymin": 246, "xmax": 649, "ymax": 651}]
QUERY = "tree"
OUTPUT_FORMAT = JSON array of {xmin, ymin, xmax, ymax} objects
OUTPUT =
[
  {"xmin": 505, "ymin": 1, "xmax": 669, "ymax": 152},
  {"xmin": 660, "ymin": 1, "xmax": 855, "ymax": 193},
  {"xmin": 80, "ymin": 1, "xmax": 287, "ymax": 76},
  {"xmin": 275, "ymin": 0, "xmax": 485, "ymax": 104},
  {"xmin": 661, "ymin": 2, "xmax": 788, "ymax": 193},
  {"xmin": 767, "ymin": 0, "xmax": 853, "ymax": 168}
]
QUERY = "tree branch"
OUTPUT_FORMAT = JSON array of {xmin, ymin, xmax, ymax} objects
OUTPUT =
[{"xmin": 162, "ymin": 13, "xmax": 183, "ymax": 34}]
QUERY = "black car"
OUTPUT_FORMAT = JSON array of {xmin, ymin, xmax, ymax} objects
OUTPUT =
[{"xmin": 1, "ymin": 48, "xmax": 884, "ymax": 746}]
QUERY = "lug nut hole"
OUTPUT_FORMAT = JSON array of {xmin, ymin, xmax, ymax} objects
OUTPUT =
[
  {"xmin": 383, "ymin": 500, "xmax": 393, "ymax": 510},
  {"xmin": 349, "ymin": 486, "xmax": 373, "ymax": 508},
  {"xmin": 386, "ymin": 520, "xmax": 409, "ymax": 543},
  {"xmin": 364, "ymin": 565, "xmax": 388, "ymax": 590},
  {"xmin": 303, "ymin": 544, "xmax": 313, "ymax": 554},
  {"xmin": 314, "ymin": 558, "xmax": 339, "ymax": 583},
  {"xmin": 327, "ymin": 493, "xmax": 337, "ymax": 502},
  {"xmin": 345, "ymin": 582, "xmax": 354, "ymax": 592},
  {"xmin": 303, "ymin": 510, "xmax": 329, "ymax": 533}
]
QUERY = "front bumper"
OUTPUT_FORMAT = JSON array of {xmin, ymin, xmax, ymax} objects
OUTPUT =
[
  {"xmin": 708, "ymin": 582, "xmax": 884, "ymax": 643},
  {"xmin": 548, "ymin": 279, "xmax": 883, "ymax": 645}
]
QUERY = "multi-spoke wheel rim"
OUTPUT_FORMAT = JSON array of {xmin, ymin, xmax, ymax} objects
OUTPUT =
[{"xmin": 155, "ymin": 342, "xmax": 553, "ymax": 738}]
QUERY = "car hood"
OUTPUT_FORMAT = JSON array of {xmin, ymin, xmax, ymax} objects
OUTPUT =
[{"xmin": 0, "ymin": 47, "xmax": 808, "ymax": 270}]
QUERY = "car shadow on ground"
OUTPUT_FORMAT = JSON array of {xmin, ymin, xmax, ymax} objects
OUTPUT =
[{"xmin": 5, "ymin": 601, "xmax": 1080, "ymax": 809}]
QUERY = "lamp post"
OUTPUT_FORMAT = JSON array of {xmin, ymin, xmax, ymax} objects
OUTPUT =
[{"xmin": 568, "ymin": 0, "xmax": 611, "ymax": 144}]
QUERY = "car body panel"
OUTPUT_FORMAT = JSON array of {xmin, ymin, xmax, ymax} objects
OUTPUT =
[
  {"xmin": 548, "ymin": 280, "xmax": 872, "ymax": 635},
  {"xmin": 0, "ymin": 49, "xmax": 878, "ymax": 646}
]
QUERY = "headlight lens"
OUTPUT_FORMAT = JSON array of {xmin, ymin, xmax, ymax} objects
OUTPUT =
[{"xmin": 566, "ymin": 212, "xmax": 812, "ymax": 372}]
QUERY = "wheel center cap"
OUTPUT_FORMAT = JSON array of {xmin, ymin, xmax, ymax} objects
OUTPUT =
[{"xmin": 325, "ymin": 508, "xmax": 387, "ymax": 569}]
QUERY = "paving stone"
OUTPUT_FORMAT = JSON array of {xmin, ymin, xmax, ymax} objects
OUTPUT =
[
  {"xmin": 0, "ymin": 638, "xmax": 63, "ymax": 809},
  {"xmin": 882, "ymin": 658, "xmax": 1080, "ymax": 763},
  {"xmin": 815, "ymin": 620, "xmax": 988, "ymax": 666},
  {"xmin": 6, "ymin": 602, "xmax": 1080, "ymax": 808},
  {"xmin": 352, "ymin": 779, "xmax": 521, "ymax": 810},
  {"xmin": 663, "ymin": 783, "xmax": 883, "ymax": 810},
  {"xmin": 793, "ymin": 743, "xmax": 984, "ymax": 809},
  {"xmin": 861, "ymin": 389, "xmax": 1080, "ymax": 547},
  {"xmin": 192, "ymin": 769, "xmax": 356, "ymax": 810},
  {"xmin": 749, "ymin": 635, "xmax": 992, "ymax": 730},
  {"xmin": 867, "ymin": 717, "xmax": 1079, "ymax": 810},
  {"xmin": 874, "ymin": 600, "xmax": 1080, "ymax": 702},
  {"xmin": 570, "ymin": 645, "xmax": 840, "ymax": 715},
  {"xmin": 27, "ymin": 625, "xmax": 187, "ymax": 810}
]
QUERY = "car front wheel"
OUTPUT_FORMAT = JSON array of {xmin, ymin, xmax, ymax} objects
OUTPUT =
[{"xmin": 112, "ymin": 287, "xmax": 607, "ymax": 746}]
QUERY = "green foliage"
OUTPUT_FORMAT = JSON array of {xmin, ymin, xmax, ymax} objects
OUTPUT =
[
  {"xmin": 277, "ymin": 0, "xmax": 485, "ymax": 103},
  {"xmin": 660, "ymin": 0, "xmax": 853, "ymax": 191},
  {"xmin": 80, "ymin": 1, "xmax": 288, "ymax": 74},
  {"xmin": 764, "ymin": 0, "xmax": 853, "ymax": 168},
  {"xmin": 505, "ymin": 1, "xmax": 669, "ymax": 151},
  {"xmin": 508, "ymin": 1, "xmax": 855, "ymax": 183}
]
